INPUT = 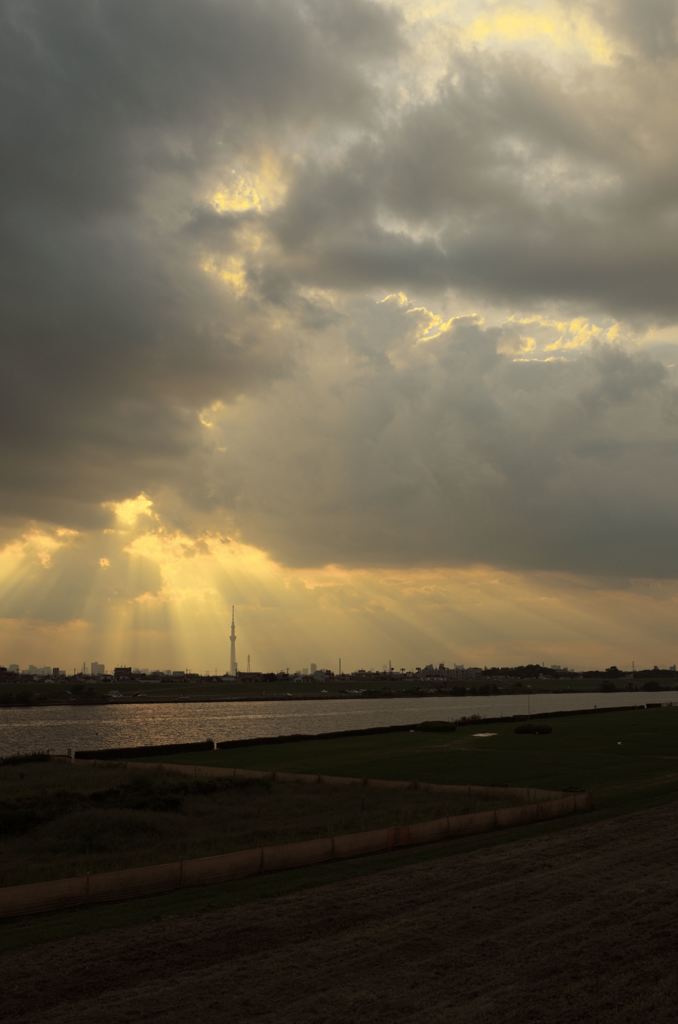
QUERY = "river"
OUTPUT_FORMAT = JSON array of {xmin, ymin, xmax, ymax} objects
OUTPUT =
[{"xmin": 1, "ymin": 691, "xmax": 675, "ymax": 757}]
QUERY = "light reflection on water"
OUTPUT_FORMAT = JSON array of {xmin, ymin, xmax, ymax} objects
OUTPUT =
[{"xmin": 1, "ymin": 691, "xmax": 675, "ymax": 757}]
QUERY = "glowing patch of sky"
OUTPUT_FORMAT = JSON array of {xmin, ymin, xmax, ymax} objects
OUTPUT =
[
  {"xmin": 381, "ymin": 0, "xmax": 616, "ymax": 106},
  {"xmin": 210, "ymin": 154, "xmax": 287, "ymax": 214},
  {"xmin": 464, "ymin": 4, "xmax": 614, "ymax": 64},
  {"xmin": 199, "ymin": 255, "xmax": 248, "ymax": 296},
  {"xmin": 2, "ymin": 497, "xmax": 678, "ymax": 672},
  {"xmin": 4, "ymin": 558, "xmax": 678, "ymax": 674}
]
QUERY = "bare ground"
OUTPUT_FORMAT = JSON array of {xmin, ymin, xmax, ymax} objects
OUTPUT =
[{"xmin": 2, "ymin": 800, "xmax": 678, "ymax": 1024}]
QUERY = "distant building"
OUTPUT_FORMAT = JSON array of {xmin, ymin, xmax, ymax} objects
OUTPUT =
[
  {"xmin": 8, "ymin": 663, "xmax": 19, "ymax": 673},
  {"xmin": 91, "ymin": 661, "xmax": 105, "ymax": 676},
  {"xmin": 113, "ymin": 666, "xmax": 133, "ymax": 679}
]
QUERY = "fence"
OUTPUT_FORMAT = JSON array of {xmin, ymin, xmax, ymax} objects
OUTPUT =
[
  {"xmin": 72, "ymin": 759, "xmax": 569, "ymax": 803},
  {"xmin": 0, "ymin": 763, "xmax": 591, "ymax": 919},
  {"xmin": 73, "ymin": 740, "xmax": 214, "ymax": 760}
]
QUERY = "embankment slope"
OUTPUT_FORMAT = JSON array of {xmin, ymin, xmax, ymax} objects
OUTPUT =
[{"xmin": 2, "ymin": 799, "xmax": 677, "ymax": 1024}]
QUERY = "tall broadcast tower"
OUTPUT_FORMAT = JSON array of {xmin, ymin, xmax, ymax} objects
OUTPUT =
[{"xmin": 229, "ymin": 605, "xmax": 238, "ymax": 677}]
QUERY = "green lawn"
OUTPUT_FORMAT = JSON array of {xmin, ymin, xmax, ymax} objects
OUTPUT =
[{"xmin": 144, "ymin": 707, "xmax": 678, "ymax": 810}]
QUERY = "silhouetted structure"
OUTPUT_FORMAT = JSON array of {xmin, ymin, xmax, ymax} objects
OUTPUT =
[{"xmin": 229, "ymin": 606, "xmax": 238, "ymax": 677}]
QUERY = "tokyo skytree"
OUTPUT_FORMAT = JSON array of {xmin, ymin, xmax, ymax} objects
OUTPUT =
[{"xmin": 229, "ymin": 605, "xmax": 238, "ymax": 677}]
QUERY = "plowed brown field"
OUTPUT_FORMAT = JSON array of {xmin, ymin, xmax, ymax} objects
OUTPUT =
[{"xmin": 2, "ymin": 800, "xmax": 678, "ymax": 1023}]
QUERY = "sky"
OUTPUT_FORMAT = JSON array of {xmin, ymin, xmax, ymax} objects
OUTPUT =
[{"xmin": 3, "ymin": 0, "xmax": 678, "ymax": 674}]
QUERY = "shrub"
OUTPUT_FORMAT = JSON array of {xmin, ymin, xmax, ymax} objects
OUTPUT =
[
  {"xmin": 0, "ymin": 751, "xmax": 51, "ymax": 767},
  {"xmin": 30, "ymin": 809, "xmax": 173, "ymax": 855},
  {"xmin": 0, "ymin": 803, "xmax": 42, "ymax": 836},
  {"xmin": 0, "ymin": 791, "xmax": 84, "ymax": 836},
  {"xmin": 90, "ymin": 771, "xmax": 271, "ymax": 813}
]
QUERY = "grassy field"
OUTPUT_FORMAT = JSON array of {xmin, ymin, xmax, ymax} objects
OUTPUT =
[
  {"xmin": 2, "ymin": 706, "xmax": 677, "ymax": 956},
  {"xmin": 144, "ymin": 706, "xmax": 678, "ymax": 810},
  {"xmin": 0, "ymin": 760, "xmax": 520, "ymax": 887}
]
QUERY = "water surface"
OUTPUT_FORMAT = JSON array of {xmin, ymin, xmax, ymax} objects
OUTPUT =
[{"xmin": 1, "ymin": 691, "xmax": 674, "ymax": 757}]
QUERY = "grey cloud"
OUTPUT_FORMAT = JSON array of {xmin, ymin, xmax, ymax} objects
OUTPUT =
[
  {"xmin": 0, "ymin": 0, "xmax": 400, "ymax": 532},
  {"xmin": 204, "ymin": 321, "xmax": 678, "ymax": 578},
  {"xmin": 286, "ymin": 225, "xmax": 450, "ymax": 293},
  {"xmin": 1, "ymin": 0, "xmax": 396, "ymax": 215},
  {"xmin": 305, "ymin": 0, "xmax": 403, "ymax": 59},
  {"xmin": 183, "ymin": 208, "xmax": 259, "ymax": 251},
  {"xmin": 259, "ymin": 43, "xmax": 678, "ymax": 319},
  {"xmin": 157, "ymin": 10, "xmax": 678, "ymax": 323},
  {"xmin": 439, "ymin": 217, "xmax": 678, "ymax": 319},
  {"xmin": 0, "ymin": 212, "xmax": 289, "ymax": 527}
]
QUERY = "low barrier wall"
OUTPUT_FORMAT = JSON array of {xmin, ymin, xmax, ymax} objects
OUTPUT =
[
  {"xmin": 0, "ymin": 764, "xmax": 591, "ymax": 920},
  {"xmin": 85, "ymin": 759, "xmax": 568, "ymax": 803},
  {"xmin": 74, "ymin": 740, "xmax": 214, "ymax": 761}
]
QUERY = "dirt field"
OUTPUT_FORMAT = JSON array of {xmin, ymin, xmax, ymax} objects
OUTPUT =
[{"xmin": 1, "ymin": 800, "xmax": 677, "ymax": 1024}]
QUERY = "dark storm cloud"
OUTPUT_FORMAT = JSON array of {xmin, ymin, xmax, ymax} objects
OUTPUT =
[
  {"xmin": 0, "ymin": 0, "xmax": 401, "ymax": 529},
  {"xmin": 1, "ymin": 210, "xmax": 288, "ymax": 527},
  {"xmin": 259, "ymin": 36, "xmax": 678, "ymax": 318},
  {"xmin": 208, "ymin": 318, "xmax": 678, "ymax": 577},
  {"xmin": 1, "ymin": 0, "xmax": 398, "ymax": 215}
]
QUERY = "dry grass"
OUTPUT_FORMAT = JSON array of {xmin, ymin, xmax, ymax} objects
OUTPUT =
[
  {"xmin": 4, "ymin": 799, "xmax": 678, "ymax": 1024},
  {"xmin": 0, "ymin": 761, "xmax": 520, "ymax": 886}
]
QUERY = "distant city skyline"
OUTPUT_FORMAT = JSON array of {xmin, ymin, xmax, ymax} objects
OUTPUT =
[{"xmin": 4, "ymin": 644, "xmax": 678, "ymax": 679}]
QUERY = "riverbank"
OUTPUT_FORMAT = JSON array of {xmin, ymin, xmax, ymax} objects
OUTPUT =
[
  {"xmin": 3, "ymin": 671, "xmax": 674, "ymax": 709},
  {"xmin": 2, "ymin": 692, "xmax": 678, "ymax": 759},
  {"xmin": 2, "ymin": 685, "xmax": 675, "ymax": 710}
]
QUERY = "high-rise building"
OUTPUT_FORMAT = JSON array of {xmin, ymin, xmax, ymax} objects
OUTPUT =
[
  {"xmin": 91, "ymin": 661, "xmax": 105, "ymax": 676},
  {"xmin": 229, "ymin": 605, "xmax": 238, "ymax": 677}
]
